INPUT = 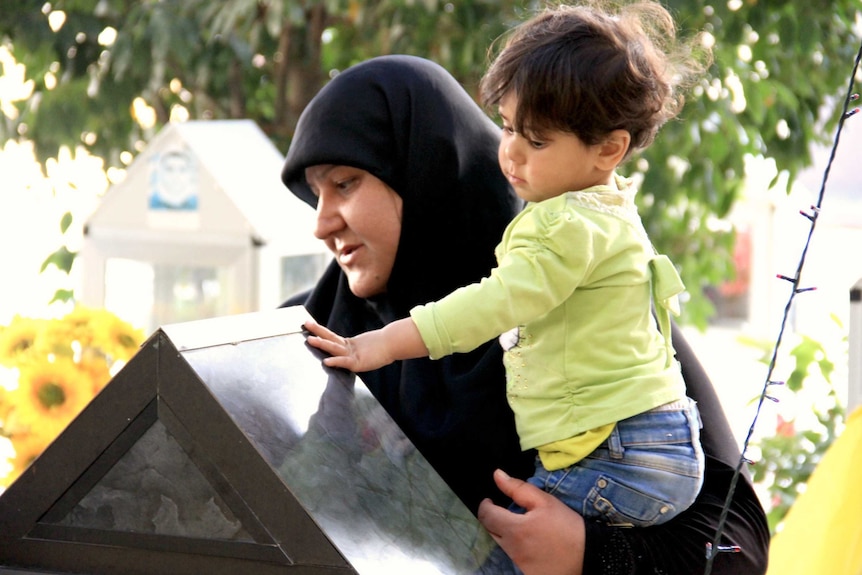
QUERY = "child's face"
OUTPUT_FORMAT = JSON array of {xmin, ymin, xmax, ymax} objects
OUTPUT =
[{"xmin": 497, "ymin": 92, "xmax": 611, "ymax": 203}]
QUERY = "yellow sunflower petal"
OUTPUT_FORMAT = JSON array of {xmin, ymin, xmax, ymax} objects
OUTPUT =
[
  {"xmin": 79, "ymin": 355, "xmax": 112, "ymax": 394},
  {"xmin": 15, "ymin": 359, "xmax": 95, "ymax": 423},
  {"xmin": 0, "ymin": 316, "xmax": 47, "ymax": 367},
  {"xmin": 4, "ymin": 430, "xmax": 54, "ymax": 485},
  {"xmin": 92, "ymin": 310, "xmax": 144, "ymax": 362}
]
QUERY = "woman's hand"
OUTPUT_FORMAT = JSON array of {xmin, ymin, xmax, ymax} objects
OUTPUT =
[{"xmin": 478, "ymin": 469, "xmax": 586, "ymax": 575}]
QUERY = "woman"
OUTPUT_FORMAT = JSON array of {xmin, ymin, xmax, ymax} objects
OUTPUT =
[{"xmin": 281, "ymin": 54, "xmax": 769, "ymax": 574}]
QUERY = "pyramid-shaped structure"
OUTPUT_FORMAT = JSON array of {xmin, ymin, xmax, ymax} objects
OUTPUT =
[{"xmin": 0, "ymin": 307, "xmax": 494, "ymax": 574}]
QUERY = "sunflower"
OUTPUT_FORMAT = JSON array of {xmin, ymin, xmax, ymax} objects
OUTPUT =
[
  {"xmin": 35, "ymin": 316, "xmax": 80, "ymax": 361},
  {"xmin": 0, "ymin": 379, "xmax": 25, "ymax": 435},
  {"xmin": 3, "ymin": 430, "xmax": 53, "ymax": 486},
  {"xmin": 58, "ymin": 306, "xmax": 97, "ymax": 348},
  {"xmin": 0, "ymin": 399, "xmax": 28, "ymax": 438},
  {"xmin": 0, "ymin": 307, "xmax": 141, "ymax": 487},
  {"xmin": 78, "ymin": 353, "xmax": 113, "ymax": 395},
  {"xmin": 56, "ymin": 306, "xmax": 143, "ymax": 363},
  {"xmin": 88, "ymin": 308, "xmax": 144, "ymax": 362},
  {"xmin": 14, "ymin": 359, "xmax": 94, "ymax": 434},
  {"xmin": 0, "ymin": 316, "xmax": 46, "ymax": 367}
]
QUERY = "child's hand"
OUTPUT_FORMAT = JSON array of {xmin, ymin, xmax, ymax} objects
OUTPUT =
[{"xmin": 302, "ymin": 319, "xmax": 395, "ymax": 373}]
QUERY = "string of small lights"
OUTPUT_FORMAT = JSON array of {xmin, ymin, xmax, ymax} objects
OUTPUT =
[{"xmin": 703, "ymin": 38, "xmax": 862, "ymax": 575}]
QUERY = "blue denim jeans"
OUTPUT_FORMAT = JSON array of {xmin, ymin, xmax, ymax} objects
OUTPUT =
[
  {"xmin": 476, "ymin": 398, "xmax": 704, "ymax": 575},
  {"xmin": 521, "ymin": 397, "xmax": 704, "ymax": 527}
]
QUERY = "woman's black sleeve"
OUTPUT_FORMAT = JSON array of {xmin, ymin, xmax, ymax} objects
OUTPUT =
[{"xmin": 582, "ymin": 456, "xmax": 770, "ymax": 574}]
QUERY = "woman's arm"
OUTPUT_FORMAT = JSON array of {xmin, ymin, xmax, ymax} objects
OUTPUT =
[{"xmin": 478, "ymin": 457, "xmax": 768, "ymax": 575}]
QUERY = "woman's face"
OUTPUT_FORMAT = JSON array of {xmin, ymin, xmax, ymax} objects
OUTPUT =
[{"xmin": 305, "ymin": 164, "xmax": 403, "ymax": 298}]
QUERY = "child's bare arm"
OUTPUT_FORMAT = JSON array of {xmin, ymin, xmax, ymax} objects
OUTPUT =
[{"xmin": 302, "ymin": 318, "xmax": 429, "ymax": 372}]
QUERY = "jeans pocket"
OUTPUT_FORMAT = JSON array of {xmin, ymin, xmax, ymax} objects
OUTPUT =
[{"xmin": 586, "ymin": 473, "xmax": 678, "ymax": 527}]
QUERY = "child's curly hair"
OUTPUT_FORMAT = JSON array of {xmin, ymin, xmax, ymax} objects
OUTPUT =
[{"xmin": 480, "ymin": 0, "xmax": 712, "ymax": 159}]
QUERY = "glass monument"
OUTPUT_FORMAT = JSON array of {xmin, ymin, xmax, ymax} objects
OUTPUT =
[{"xmin": 0, "ymin": 307, "xmax": 500, "ymax": 574}]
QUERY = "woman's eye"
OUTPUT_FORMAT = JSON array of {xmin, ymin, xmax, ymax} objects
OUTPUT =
[
  {"xmin": 530, "ymin": 139, "xmax": 546, "ymax": 149},
  {"xmin": 335, "ymin": 177, "xmax": 356, "ymax": 192}
]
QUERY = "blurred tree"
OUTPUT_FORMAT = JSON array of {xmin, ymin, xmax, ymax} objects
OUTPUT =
[{"xmin": 0, "ymin": 0, "xmax": 860, "ymax": 326}]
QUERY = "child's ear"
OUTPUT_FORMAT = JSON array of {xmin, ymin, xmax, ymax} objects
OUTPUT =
[{"xmin": 596, "ymin": 130, "xmax": 631, "ymax": 170}]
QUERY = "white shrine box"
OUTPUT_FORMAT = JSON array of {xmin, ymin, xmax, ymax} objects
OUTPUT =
[{"xmin": 80, "ymin": 120, "xmax": 329, "ymax": 332}]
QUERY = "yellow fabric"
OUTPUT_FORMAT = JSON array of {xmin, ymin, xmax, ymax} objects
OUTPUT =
[
  {"xmin": 538, "ymin": 422, "xmax": 615, "ymax": 471},
  {"xmin": 766, "ymin": 406, "xmax": 862, "ymax": 575}
]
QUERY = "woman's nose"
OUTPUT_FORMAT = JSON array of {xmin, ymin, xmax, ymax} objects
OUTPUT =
[{"xmin": 313, "ymin": 190, "xmax": 344, "ymax": 240}]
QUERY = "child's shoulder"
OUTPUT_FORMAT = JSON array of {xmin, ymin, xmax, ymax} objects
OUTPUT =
[
  {"xmin": 528, "ymin": 193, "xmax": 572, "ymax": 213},
  {"xmin": 509, "ymin": 195, "xmax": 593, "ymax": 239}
]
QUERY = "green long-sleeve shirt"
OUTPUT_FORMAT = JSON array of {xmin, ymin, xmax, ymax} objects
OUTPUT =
[{"xmin": 410, "ymin": 176, "xmax": 686, "ymax": 450}]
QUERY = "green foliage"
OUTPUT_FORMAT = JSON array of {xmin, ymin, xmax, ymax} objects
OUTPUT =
[
  {"xmin": 59, "ymin": 211, "xmax": 73, "ymax": 234},
  {"xmin": 1, "ymin": 1, "xmax": 860, "ymax": 323},
  {"xmin": 747, "ymin": 329, "xmax": 846, "ymax": 534},
  {"xmin": 48, "ymin": 289, "xmax": 76, "ymax": 305},
  {"xmin": 40, "ymin": 245, "xmax": 77, "ymax": 275}
]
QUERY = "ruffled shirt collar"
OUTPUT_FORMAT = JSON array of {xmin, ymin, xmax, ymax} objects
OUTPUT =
[{"xmin": 566, "ymin": 173, "xmax": 650, "ymax": 244}]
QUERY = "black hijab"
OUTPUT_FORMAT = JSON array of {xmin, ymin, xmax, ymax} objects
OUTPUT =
[{"xmin": 281, "ymin": 55, "xmax": 533, "ymax": 512}]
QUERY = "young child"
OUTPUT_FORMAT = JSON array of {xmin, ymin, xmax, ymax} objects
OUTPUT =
[{"xmin": 303, "ymin": 0, "xmax": 709, "ymax": 530}]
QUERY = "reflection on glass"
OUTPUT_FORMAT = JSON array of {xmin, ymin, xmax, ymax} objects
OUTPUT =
[
  {"xmin": 182, "ymin": 331, "xmax": 497, "ymax": 573},
  {"xmin": 279, "ymin": 253, "xmax": 330, "ymax": 303}
]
